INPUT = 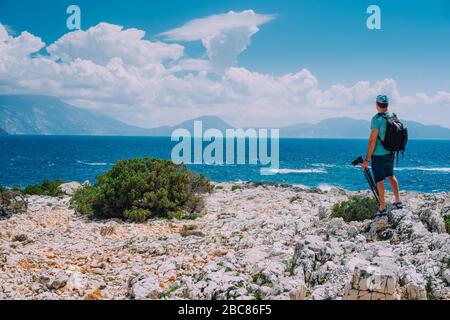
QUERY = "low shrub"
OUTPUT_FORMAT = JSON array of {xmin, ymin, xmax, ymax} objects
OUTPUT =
[
  {"xmin": 0, "ymin": 187, "xmax": 27, "ymax": 218},
  {"xmin": 252, "ymin": 272, "xmax": 270, "ymax": 285},
  {"xmin": 331, "ymin": 195, "xmax": 379, "ymax": 222},
  {"xmin": 444, "ymin": 214, "xmax": 450, "ymax": 234},
  {"xmin": 167, "ymin": 210, "xmax": 188, "ymax": 220},
  {"xmin": 123, "ymin": 207, "xmax": 152, "ymax": 223},
  {"xmin": 71, "ymin": 158, "xmax": 212, "ymax": 222},
  {"xmin": 22, "ymin": 179, "xmax": 64, "ymax": 197},
  {"xmin": 231, "ymin": 185, "xmax": 242, "ymax": 192},
  {"xmin": 160, "ymin": 284, "xmax": 181, "ymax": 299},
  {"xmin": 70, "ymin": 186, "xmax": 98, "ymax": 217},
  {"xmin": 426, "ymin": 277, "xmax": 437, "ymax": 300}
]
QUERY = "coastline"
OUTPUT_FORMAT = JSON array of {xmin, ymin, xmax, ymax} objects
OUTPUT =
[
  {"xmin": 3, "ymin": 179, "xmax": 449, "ymax": 195},
  {"xmin": 0, "ymin": 182, "xmax": 448, "ymax": 300}
]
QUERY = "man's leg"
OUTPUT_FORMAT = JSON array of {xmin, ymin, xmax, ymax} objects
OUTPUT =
[
  {"xmin": 388, "ymin": 176, "xmax": 401, "ymax": 203},
  {"xmin": 376, "ymin": 180, "xmax": 386, "ymax": 210}
]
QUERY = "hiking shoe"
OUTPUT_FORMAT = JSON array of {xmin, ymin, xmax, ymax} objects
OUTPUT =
[
  {"xmin": 373, "ymin": 209, "xmax": 388, "ymax": 218},
  {"xmin": 392, "ymin": 202, "xmax": 404, "ymax": 210}
]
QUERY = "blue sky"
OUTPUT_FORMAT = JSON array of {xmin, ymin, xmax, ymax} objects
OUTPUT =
[
  {"xmin": 0, "ymin": 0, "xmax": 449, "ymax": 127},
  {"xmin": 2, "ymin": 0, "xmax": 449, "ymax": 94}
]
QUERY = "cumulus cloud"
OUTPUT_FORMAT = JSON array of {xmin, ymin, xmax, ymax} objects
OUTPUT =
[
  {"xmin": 47, "ymin": 22, "xmax": 184, "ymax": 66},
  {"xmin": 162, "ymin": 10, "xmax": 274, "ymax": 74},
  {"xmin": 168, "ymin": 58, "xmax": 211, "ymax": 73},
  {"xmin": 0, "ymin": 18, "xmax": 449, "ymax": 128},
  {"xmin": 0, "ymin": 24, "xmax": 45, "ymax": 59}
]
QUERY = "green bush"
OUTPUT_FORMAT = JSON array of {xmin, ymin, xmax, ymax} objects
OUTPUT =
[
  {"xmin": 426, "ymin": 277, "xmax": 437, "ymax": 300},
  {"xmin": 123, "ymin": 207, "xmax": 152, "ymax": 223},
  {"xmin": 231, "ymin": 185, "xmax": 242, "ymax": 192},
  {"xmin": 70, "ymin": 186, "xmax": 98, "ymax": 217},
  {"xmin": 444, "ymin": 214, "xmax": 450, "ymax": 234},
  {"xmin": 22, "ymin": 179, "xmax": 64, "ymax": 197},
  {"xmin": 71, "ymin": 158, "xmax": 212, "ymax": 222},
  {"xmin": 331, "ymin": 195, "xmax": 379, "ymax": 222},
  {"xmin": 167, "ymin": 210, "xmax": 188, "ymax": 220},
  {"xmin": 1, "ymin": 187, "xmax": 27, "ymax": 218}
]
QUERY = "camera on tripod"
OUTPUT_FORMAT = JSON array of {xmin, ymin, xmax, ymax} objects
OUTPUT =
[
  {"xmin": 351, "ymin": 155, "xmax": 380, "ymax": 204},
  {"xmin": 351, "ymin": 156, "xmax": 364, "ymax": 167}
]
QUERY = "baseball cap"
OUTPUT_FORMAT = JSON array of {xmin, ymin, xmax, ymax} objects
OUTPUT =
[{"xmin": 376, "ymin": 95, "xmax": 389, "ymax": 104}]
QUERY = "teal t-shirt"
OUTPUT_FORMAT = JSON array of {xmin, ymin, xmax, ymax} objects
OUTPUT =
[{"xmin": 371, "ymin": 112, "xmax": 392, "ymax": 156}]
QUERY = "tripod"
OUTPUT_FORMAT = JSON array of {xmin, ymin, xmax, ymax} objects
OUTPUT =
[{"xmin": 352, "ymin": 156, "xmax": 380, "ymax": 205}]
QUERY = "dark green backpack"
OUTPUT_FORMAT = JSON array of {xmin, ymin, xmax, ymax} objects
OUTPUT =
[{"xmin": 376, "ymin": 113, "xmax": 408, "ymax": 161}]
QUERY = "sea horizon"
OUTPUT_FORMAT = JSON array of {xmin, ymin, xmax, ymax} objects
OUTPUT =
[
  {"xmin": 4, "ymin": 134, "xmax": 450, "ymax": 141},
  {"xmin": 2, "ymin": 135, "xmax": 449, "ymax": 193}
]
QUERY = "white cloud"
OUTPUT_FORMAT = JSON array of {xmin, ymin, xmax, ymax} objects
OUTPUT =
[
  {"xmin": 0, "ymin": 20, "xmax": 450, "ymax": 128},
  {"xmin": 1, "ymin": 24, "xmax": 16, "ymax": 37},
  {"xmin": 47, "ymin": 22, "xmax": 184, "ymax": 66},
  {"xmin": 168, "ymin": 58, "xmax": 211, "ymax": 73},
  {"xmin": 162, "ymin": 10, "xmax": 274, "ymax": 74},
  {"xmin": 162, "ymin": 10, "xmax": 274, "ymax": 41},
  {"xmin": 0, "ymin": 24, "xmax": 45, "ymax": 59}
]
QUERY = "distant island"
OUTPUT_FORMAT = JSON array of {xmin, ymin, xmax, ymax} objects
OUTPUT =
[{"xmin": 1, "ymin": 94, "xmax": 450, "ymax": 139}]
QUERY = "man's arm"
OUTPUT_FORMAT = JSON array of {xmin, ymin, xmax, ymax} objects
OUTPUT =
[{"xmin": 362, "ymin": 129, "xmax": 379, "ymax": 169}]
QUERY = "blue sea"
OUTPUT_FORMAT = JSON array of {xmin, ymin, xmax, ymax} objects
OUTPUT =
[{"xmin": 0, "ymin": 136, "xmax": 449, "ymax": 193}]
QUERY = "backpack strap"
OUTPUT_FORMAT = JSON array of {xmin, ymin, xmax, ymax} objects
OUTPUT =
[
  {"xmin": 377, "ymin": 112, "xmax": 396, "ymax": 120},
  {"xmin": 375, "ymin": 112, "xmax": 391, "ymax": 148},
  {"xmin": 376, "ymin": 112, "xmax": 387, "ymax": 119},
  {"xmin": 394, "ymin": 150, "xmax": 406, "ymax": 166},
  {"xmin": 377, "ymin": 114, "xmax": 387, "ymax": 147},
  {"xmin": 377, "ymin": 136, "xmax": 387, "ymax": 149}
]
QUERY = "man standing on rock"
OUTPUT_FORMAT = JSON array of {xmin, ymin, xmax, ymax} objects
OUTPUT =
[{"xmin": 362, "ymin": 95, "xmax": 403, "ymax": 217}]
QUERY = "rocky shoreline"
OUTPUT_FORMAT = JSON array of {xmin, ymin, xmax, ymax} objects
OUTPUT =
[{"xmin": 0, "ymin": 182, "xmax": 448, "ymax": 300}]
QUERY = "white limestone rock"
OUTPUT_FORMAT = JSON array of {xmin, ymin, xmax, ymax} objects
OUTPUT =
[
  {"xmin": 57, "ymin": 182, "xmax": 82, "ymax": 196},
  {"xmin": 128, "ymin": 274, "xmax": 162, "ymax": 300}
]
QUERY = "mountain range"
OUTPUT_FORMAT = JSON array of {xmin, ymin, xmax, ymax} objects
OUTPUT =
[{"xmin": 1, "ymin": 94, "xmax": 450, "ymax": 139}]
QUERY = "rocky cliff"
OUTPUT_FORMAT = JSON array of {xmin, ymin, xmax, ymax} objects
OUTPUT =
[{"xmin": 0, "ymin": 183, "xmax": 448, "ymax": 300}]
